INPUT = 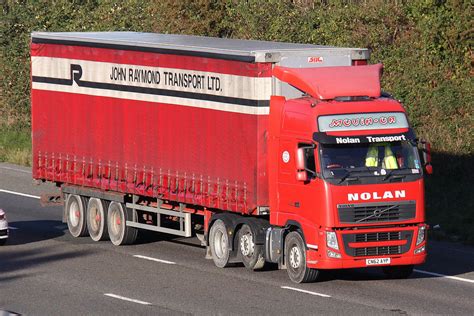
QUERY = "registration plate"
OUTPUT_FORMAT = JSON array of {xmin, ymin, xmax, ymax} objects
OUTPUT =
[{"xmin": 366, "ymin": 258, "xmax": 391, "ymax": 266}]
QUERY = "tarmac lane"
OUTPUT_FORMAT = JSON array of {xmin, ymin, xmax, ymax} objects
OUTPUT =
[{"xmin": 0, "ymin": 162, "xmax": 473, "ymax": 315}]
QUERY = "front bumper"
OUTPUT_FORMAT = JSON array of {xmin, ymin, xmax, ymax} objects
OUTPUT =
[
  {"xmin": 308, "ymin": 250, "xmax": 426, "ymax": 269},
  {"xmin": 306, "ymin": 225, "xmax": 427, "ymax": 269}
]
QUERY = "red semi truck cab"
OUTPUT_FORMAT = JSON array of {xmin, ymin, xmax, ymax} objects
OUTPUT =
[{"xmin": 266, "ymin": 64, "xmax": 430, "ymax": 281}]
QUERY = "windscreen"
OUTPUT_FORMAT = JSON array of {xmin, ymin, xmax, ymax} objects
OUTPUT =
[{"xmin": 320, "ymin": 141, "xmax": 422, "ymax": 184}]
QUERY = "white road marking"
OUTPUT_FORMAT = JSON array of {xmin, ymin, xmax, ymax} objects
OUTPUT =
[
  {"xmin": 0, "ymin": 189, "xmax": 40, "ymax": 199},
  {"xmin": 414, "ymin": 269, "xmax": 474, "ymax": 284},
  {"xmin": 0, "ymin": 166, "xmax": 32, "ymax": 174},
  {"xmin": 281, "ymin": 286, "xmax": 331, "ymax": 298},
  {"xmin": 133, "ymin": 254, "xmax": 176, "ymax": 265},
  {"xmin": 104, "ymin": 293, "xmax": 151, "ymax": 305},
  {"xmin": 8, "ymin": 226, "xmax": 19, "ymax": 230}
]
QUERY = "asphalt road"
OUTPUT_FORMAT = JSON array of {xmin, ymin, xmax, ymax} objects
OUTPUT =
[{"xmin": 0, "ymin": 162, "xmax": 473, "ymax": 315}]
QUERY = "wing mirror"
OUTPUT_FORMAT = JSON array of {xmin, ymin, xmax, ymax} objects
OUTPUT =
[
  {"xmin": 296, "ymin": 145, "xmax": 317, "ymax": 182},
  {"xmin": 296, "ymin": 147, "xmax": 308, "ymax": 182},
  {"xmin": 420, "ymin": 139, "xmax": 433, "ymax": 175}
]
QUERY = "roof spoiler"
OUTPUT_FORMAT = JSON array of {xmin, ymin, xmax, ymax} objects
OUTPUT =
[{"xmin": 273, "ymin": 64, "xmax": 383, "ymax": 100}]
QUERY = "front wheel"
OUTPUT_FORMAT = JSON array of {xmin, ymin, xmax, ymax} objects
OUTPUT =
[
  {"xmin": 382, "ymin": 265, "xmax": 414, "ymax": 279},
  {"xmin": 285, "ymin": 231, "xmax": 319, "ymax": 283}
]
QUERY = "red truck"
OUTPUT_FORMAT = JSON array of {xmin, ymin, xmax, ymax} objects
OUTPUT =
[{"xmin": 31, "ymin": 32, "xmax": 432, "ymax": 283}]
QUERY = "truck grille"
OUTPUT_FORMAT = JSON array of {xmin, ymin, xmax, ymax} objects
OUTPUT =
[
  {"xmin": 355, "ymin": 231, "xmax": 402, "ymax": 242},
  {"xmin": 338, "ymin": 201, "xmax": 416, "ymax": 224},
  {"xmin": 355, "ymin": 246, "xmax": 401, "ymax": 257},
  {"xmin": 342, "ymin": 230, "xmax": 413, "ymax": 257}
]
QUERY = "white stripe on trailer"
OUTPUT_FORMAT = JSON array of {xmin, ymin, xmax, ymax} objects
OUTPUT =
[
  {"xmin": 104, "ymin": 293, "xmax": 152, "ymax": 305},
  {"xmin": 281, "ymin": 286, "xmax": 331, "ymax": 298},
  {"xmin": 31, "ymin": 57, "xmax": 272, "ymax": 99},
  {"xmin": 133, "ymin": 254, "xmax": 176, "ymax": 265},
  {"xmin": 0, "ymin": 189, "xmax": 40, "ymax": 199},
  {"xmin": 414, "ymin": 269, "xmax": 474, "ymax": 284}
]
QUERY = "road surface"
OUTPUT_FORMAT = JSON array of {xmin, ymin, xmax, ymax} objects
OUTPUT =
[{"xmin": 0, "ymin": 162, "xmax": 473, "ymax": 315}]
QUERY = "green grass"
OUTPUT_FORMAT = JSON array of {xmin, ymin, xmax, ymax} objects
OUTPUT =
[{"xmin": 0, "ymin": 124, "xmax": 32, "ymax": 166}]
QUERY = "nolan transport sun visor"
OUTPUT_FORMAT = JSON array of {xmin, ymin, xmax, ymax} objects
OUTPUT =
[{"xmin": 313, "ymin": 129, "xmax": 416, "ymax": 144}]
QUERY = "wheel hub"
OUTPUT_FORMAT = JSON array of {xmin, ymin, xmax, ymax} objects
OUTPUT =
[
  {"xmin": 69, "ymin": 200, "xmax": 80, "ymax": 227},
  {"xmin": 289, "ymin": 246, "xmax": 301, "ymax": 269},
  {"xmin": 240, "ymin": 233, "xmax": 254, "ymax": 257},
  {"xmin": 213, "ymin": 230, "xmax": 227, "ymax": 259}
]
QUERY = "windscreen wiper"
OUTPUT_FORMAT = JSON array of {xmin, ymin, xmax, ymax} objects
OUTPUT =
[
  {"xmin": 382, "ymin": 169, "xmax": 407, "ymax": 181},
  {"xmin": 336, "ymin": 169, "xmax": 359, "ymax": 184}
]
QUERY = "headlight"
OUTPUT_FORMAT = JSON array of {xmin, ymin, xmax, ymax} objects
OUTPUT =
[
  {"xmin": 326, "ymin": 231, "xmax": 339, "ymax": 250},
  {"xmin": 416, "ymin": 226, "xmax": 426, "ymax": 245}
]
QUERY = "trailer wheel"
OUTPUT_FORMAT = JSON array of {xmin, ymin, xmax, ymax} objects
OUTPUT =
[
  {"xmin": 66, "ymin": 194, "xmax": 88, "ymax": 238},
  {"xmin": 107, "ymin": 202, "xmax": 137, "ymax": 246},
  {"xmin": 238, "ymin": 224, "xmax": 265, "ymax": 270},
  {"xmin": 382, "ymin": 265, "xmax": 414, "ymax": 279},
  {"xmin": 86, "ymin": 198, "xmax": 109, "ymax": 241},
  {"xmin": 209, "ymin": 219, "xmax": 231, "ymax": 268},
  {"xmin": 285, "ymin": 231, "xmax": 319, "ymax": 283}
]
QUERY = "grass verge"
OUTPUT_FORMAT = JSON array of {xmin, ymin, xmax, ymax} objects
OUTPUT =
[{"xmin": 0, "ymin": 124, "xmax": 31, "ymax": 166}]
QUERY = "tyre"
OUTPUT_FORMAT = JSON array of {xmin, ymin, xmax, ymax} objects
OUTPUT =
[
  {"xmin": 66, "ymin": 194, "xmax": 88, "ymax": 237},
  {"xmin": 209, "ymin": 219, "xmax": 231, "ymax": 268},
  {"xmin": 238, "ymin": 224, "xmax": 265, "ymax": 270},
  {"xmin": 382, "ymin": 265, "xmax": 414, "ymax": 279},
  {"xmin": 0, "ymin": 238, "xmax": 6, "ymax": 246},
  {"xmin": 87, "ymin": 198, "xmax": 109, "ymax": 241},
  {"xmin": 107, "ymin": 202, "xmax": 137, "ymax": 246},
  {"xmin": 284, "ymin": 231, "xmax": 319, "ymax": 283}
]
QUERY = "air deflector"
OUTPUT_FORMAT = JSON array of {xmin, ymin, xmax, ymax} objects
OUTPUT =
[{"xmin": 273, "ymin": 64, "xmax": 383, "ymax": 100}]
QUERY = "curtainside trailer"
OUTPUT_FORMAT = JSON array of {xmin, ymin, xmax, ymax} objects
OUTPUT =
[{"xmin": 31, "ymin": 32, "xmax": 432, "ymax": 283}]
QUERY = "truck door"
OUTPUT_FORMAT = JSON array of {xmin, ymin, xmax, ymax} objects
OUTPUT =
[{"xmin": 268, "ymin": 96, "xmax": 320, "ymax": 228}]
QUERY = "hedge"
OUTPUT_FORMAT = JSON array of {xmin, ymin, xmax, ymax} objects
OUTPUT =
[{"xmin": 1, "ymin": 0, "xmax": 472, "ymax": 242}]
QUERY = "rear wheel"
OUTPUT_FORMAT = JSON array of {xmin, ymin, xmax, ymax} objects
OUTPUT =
[
  {"xmin": 107, "ymin": 202, "xmax": 137, "ymax": 246},
  {"xmin": 0, "ymin": 239, "xmax": 6, "ymax": 246},
  {"xmin": 382, "ymin": 265, "xmax": 414, "ymax": 279},
  {"xmin": 87, "ymin": 198, "xmax": 109, "ymax": 241},
  {"xmin": 209, "ymin": 219, "xmax": 231, "ymax": 268},
  {"xmin": 66, "ymin": 194, "xmax": 88, "ymax": 237},
  {"xmin": 285, "ymin": 231, "xmax": 319, "ymax": 283},
  {"xmin": 238, "ymin": 224, "xmax": 265, "ymax": 270}
]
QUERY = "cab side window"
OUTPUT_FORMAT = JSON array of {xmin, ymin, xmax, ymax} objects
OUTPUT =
[{"xmin": 299, "ymin": 143, "xmax": 316, "ymax": 179}]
